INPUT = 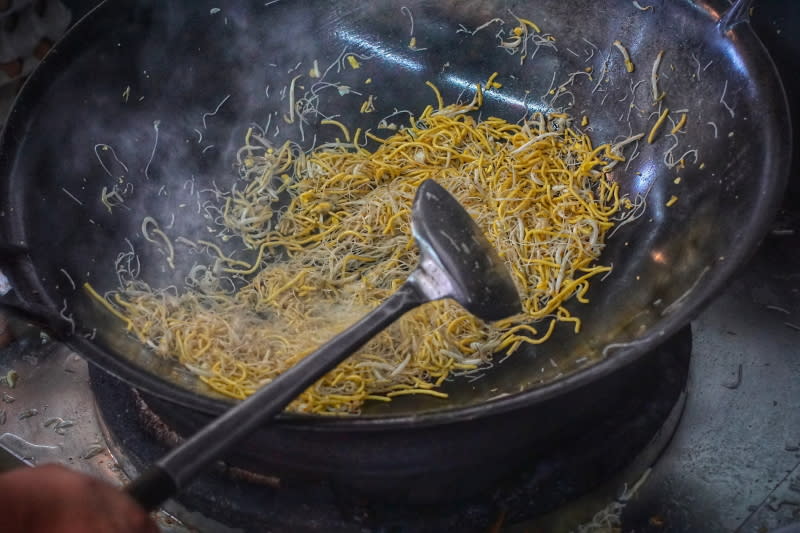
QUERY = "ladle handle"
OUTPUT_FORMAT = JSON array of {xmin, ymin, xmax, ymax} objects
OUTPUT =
[{"xmin": 125, "ymin": 281, "xmax": 426, "ymax": 511}]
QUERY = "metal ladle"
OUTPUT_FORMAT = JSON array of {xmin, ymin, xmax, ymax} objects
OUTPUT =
[{"xmin": 125, "ymin": 179, "xmax": 522, "ymax": 509}]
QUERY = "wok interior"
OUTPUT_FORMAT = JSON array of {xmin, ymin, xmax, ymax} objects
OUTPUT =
[{"xmin": 5, "ymin": 0, "xmax": 786, "ymax": 416}]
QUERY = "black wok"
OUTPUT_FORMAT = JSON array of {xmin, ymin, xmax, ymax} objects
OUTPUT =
[{"xmin": 0, "ymin": 0, "xmax": 790, "ymax": 504}]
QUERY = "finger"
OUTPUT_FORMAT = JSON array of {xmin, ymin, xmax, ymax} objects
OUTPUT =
[{"xmin": 0, "ymin": 464, "xmax": 159, "ymax": 533}]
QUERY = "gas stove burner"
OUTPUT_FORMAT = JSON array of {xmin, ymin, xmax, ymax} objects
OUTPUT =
[{"xmin": 90, "ymin": 326, "xmax": 691, "ymax": 533}]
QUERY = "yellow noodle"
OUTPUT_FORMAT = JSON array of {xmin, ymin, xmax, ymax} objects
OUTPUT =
[{"xmin": 106, "ymin": 91, "xmax": 633, "ymax": 414}]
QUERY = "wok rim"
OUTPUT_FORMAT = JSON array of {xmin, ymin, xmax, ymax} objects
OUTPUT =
[{"xmin": 0, "ymin": 0, "xmax": 791, "ymax": 431}]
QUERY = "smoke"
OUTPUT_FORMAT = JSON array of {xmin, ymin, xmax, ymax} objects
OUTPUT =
[{"xmin": 3, "ymin": 0, "xmax": 765, "ymax": 395}]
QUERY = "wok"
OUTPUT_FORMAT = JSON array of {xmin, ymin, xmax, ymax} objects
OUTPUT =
[{"xmin": 0, "ymin": 0, "xmax": 790, "ymax": 503}]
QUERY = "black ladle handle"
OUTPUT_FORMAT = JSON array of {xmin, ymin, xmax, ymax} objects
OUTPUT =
[{"xmin": 125, "ymin": 281, "xmax": 426, "ymax": 511}]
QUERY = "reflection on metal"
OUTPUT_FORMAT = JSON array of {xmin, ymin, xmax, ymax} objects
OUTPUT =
[
  {"xmin": 0, "ymin": 433, "xmax": 59, "ymax": 466},
  {"xmin": 336, "ymin": 28, "xmax": 422, "ymax": 73},
  {"xmin": 650, "ymin": 250, "xmax": 667, "ymax": 264},
  {"xmin": 0, "ymin": 268, "xmax": 10, "ymax": 295},
  {"xmin": 441, "ymin": 71, "xmax": 534, "ymax": 111}
]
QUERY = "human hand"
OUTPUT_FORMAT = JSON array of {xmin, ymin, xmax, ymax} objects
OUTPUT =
[{"xmin": 0, "ymin": 464, "xmax": 159, "ymax": 533}]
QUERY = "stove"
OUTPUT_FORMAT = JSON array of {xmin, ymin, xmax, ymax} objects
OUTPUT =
[
  {"xmin": 0, "ymin": 317, "xmax": 690, "ymax": 533},
  {"xmin": 85, "ymin": 322, "xmax": 688, "ymax": 532},
  {"xmin": 0, "ymin": 221, "xmax": 798, "ymax": 532}
]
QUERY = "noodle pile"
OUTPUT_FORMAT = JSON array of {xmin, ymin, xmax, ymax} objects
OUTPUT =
[{"xmin": 97, "ymin": 89, "xmax": 630, "ymax": 414}]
